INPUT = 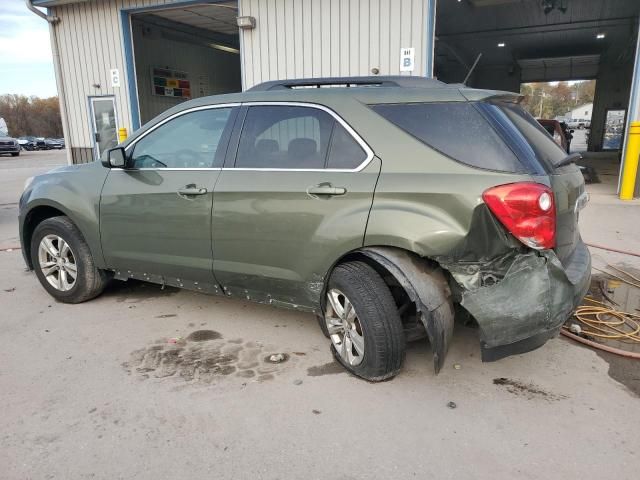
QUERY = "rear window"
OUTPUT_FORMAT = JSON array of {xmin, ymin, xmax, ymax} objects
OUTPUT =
[
  {"xmin": 495, "ymin": 103, "xmax": 567, "ymax": 168},
  {"xmin": 371, "ymin": 102, "xmax": 526, "ymax": 173}
]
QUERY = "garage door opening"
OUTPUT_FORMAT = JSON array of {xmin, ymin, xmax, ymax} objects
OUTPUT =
[
  {"xmin": 520, "ymin": 80, "xmax": 596, "ymax": 154},
  {"xmin": 130, "ymin": 2, "xmax": 241, "ymax": 125},
  {"xmin": 434, "ymin": 0, "xmax": 638, "ymax": 155}
]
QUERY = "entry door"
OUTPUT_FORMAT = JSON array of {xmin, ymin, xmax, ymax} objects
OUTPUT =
[
  {"xmin": 90, "ymin": 97, "xmax": 118, "ymax": 159},
  {"xmin": 212, "ymin": 104, "xmax": 380, "ymax": 308},
  {"xmin": 100, "ymin": 106, "xmax": 237, "ymax": 284}
]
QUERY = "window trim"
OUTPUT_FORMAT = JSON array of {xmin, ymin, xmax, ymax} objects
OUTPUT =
[
  {"xmin": 120, "ymin": 103, "xmax": 240, "ymax": 171},
  {"xmin": 117, "ymin": 101, "xmax": 374, "ymax": 172}
]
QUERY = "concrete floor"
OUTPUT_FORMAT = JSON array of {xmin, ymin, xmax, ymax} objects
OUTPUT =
[{"xmin": 1, "ymin": 150, "xmax": 639, "ymax": 479}]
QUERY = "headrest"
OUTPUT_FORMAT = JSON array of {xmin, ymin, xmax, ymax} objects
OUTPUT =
[{"xmin": 288, "ymin": 138, "xmax": 317, "ymax": 158}]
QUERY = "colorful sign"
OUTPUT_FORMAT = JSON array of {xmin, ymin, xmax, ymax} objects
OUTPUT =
[{"xmin": 151, "ymin": 67, "xmax": 191, "ymax": 99}]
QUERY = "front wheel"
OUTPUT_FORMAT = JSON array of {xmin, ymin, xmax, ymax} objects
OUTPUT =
[
  {"xmin": 323, "ymin": 261, "xmax": 405, "ymax": 381},
  {"xmin": 11, "ymin": 152, "xmax": 19, "ymax": 157},
  {"xmin": 31, "ymin": 216, "xmax": 110, "ymax": 303}
]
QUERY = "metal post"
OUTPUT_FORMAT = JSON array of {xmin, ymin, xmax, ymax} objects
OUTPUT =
[{"xmin": 118, "ymin": 128, "xmax": 128, "ymax": 144}]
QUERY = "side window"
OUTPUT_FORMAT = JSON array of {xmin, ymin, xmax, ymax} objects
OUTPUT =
[
  {"xmin": 327, "ymin": 123, "xmax": 367, "ymax": 169},
  {"xmin": 130, "ymin": 108, "xmax": 232, "ymax": 169},
  {"xmin": 235, "ymin": 105, "xmax": 334, "ymax": 169}
]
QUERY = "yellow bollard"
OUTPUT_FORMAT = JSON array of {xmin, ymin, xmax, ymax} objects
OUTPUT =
[
  {"xmin": 620, "ymin": 121, "xmax": 640, "ymax": 200},
  {"xmin": 118, "ymin": 127, "xmax": 128, "ymax": 144}
]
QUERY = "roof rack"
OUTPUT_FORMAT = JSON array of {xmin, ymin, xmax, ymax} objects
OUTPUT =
[{"xmin": 247, "ymin": 76, "xmax": 446, "ymax": 91}]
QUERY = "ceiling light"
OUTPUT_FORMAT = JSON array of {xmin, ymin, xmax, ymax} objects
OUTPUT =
[
  {"xmin": 596, "ymin": 33, "xmax": 606, "ymax": 39},
  {"xmin": 209, "ymin": 43, "xmax": 240, "ymax": 54},
  {"xmin": 497, "ymin": 42, "xmax": 506, "ymax": 48}
]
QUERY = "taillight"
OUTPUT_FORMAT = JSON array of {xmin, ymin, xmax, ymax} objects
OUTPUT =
[{"xmin": 482, "ymin": 182, "xmax": 556, "ymax": 250}]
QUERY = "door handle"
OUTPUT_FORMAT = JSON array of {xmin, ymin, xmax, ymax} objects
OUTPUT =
[
  {"xmin": 177, "ymin": 186, "xmax": 208, "ymax": 197},
  {"xmin": 306, "ymin": 185, "xmax": 347, "ymax": 197}
]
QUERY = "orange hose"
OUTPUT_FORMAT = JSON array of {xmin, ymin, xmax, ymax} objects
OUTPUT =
[{"xmin": 560, "ymin": 328, "xmax": 640, "ymax": 359}]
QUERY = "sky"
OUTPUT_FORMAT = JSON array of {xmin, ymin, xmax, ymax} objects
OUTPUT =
[{"xmin": 0, "ymin": 0, "xmax": 57, "ymax": 98}]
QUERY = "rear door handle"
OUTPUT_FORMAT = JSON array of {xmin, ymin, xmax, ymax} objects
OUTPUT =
[
  {"xmin": 177, "ymin": 186, "xmax": 208, "ymax": 197},
  {"xmin": 307, "ymin": 185, "xmax": 347, "ymax": 197}
]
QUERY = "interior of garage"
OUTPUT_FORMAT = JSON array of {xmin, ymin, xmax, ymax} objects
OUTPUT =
[
  {"xmin": 130, "ymin": 1, "xmax": 242, "ymax": 125},
  {"xmin": 434, "ymin": 0, "xmax": 640, "ymax": 157}
]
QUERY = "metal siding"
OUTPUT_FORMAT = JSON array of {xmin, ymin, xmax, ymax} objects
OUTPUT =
[{"xmin": 238, "ymin": 0, "xmax": 429, "ymax": 87}]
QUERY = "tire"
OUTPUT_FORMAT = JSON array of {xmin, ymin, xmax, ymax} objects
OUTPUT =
[
  {"xmin": 31, "ymin": 216, "xmax": 110, "ymax": 303},
  {"xmin": 11, "ymin": 152, "xmax": 19, "ymax": 157},
  {"xmin": 323, "ymin": 261, "xmax": 405, "ymax": 381}
]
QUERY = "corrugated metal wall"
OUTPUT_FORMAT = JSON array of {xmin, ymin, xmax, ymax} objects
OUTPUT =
[
  {"xmin": 50, "ymin": 0, "xmax": 432, "ymax": 163},
  {"xmin": 239, "ymin": 0, "xmax": 429, "ymax": 89}
]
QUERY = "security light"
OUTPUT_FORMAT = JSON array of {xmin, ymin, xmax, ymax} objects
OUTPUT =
[
  {"xmin": 497, "ymin": 42, "xmax": 505, "ymax": 48},
  {"xmin": 236, "ymin": 16, "xmax": 256, "ymax": 29},
  {"xmin": 596, "ymin": 33, "xmax": 606, "ymax": 39}
]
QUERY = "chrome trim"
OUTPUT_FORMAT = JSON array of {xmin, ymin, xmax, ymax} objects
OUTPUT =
[{"xmin": 121, "ymin": 101, "xmax": 375, "ymax": 173}]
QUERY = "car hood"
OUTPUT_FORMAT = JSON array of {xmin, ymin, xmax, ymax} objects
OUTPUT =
[{"xmin": 0, "ymin": 136, "xmax": 16, "ymax": 141}]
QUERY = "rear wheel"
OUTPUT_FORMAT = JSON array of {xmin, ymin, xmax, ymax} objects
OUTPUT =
[
  {"xmin": 31, "ymin": 216, "xmax": 110, "ymax": 303},
  {"xmin": 11, "ymin": 152, "xmax": 19, "ymax": 157},
  {"xmin": 324, "ymin": 261, "xmax": 405, "ymax": 381}
]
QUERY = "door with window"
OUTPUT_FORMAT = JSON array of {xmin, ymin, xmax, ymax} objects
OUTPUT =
[
  {"xmin": 100, "ymin": 106, "xmax": 237, "ymax": 284},
  {"xmin": 90, "ymin": 97, "xmax": 118, "ymax": 159},
  {"xmin": 212, "ymin": 104, "xmax": 381, "ymax": 308}
]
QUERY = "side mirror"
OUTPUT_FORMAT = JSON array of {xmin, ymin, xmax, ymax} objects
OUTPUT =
[{"xmin": 103, "ymin": 147, "xmax": 126, "ymax": 168}]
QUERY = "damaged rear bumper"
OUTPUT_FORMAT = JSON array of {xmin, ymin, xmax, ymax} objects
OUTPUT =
[{"xmin": 452, "ymin": 240, "xmax": 591, "ymax": 361}]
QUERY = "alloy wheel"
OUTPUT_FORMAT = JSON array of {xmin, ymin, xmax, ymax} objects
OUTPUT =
[
  {"xmin": 37, "ymin": 234, "xmax": 77, "ymax": 291},
  {"xmin": 325, "ymin": 288, "xmax": 365, "ymax": 366}
]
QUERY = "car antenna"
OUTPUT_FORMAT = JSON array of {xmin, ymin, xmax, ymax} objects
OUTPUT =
[{"xmin": 463, "ymin": 53, "xmax": 482, "ymax": 85}]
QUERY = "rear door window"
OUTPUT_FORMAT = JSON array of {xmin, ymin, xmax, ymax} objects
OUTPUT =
[
  {"xmin": 326, "ymin": 123, "xmax": 368, "ymax": 169},
  {"xmin": 235, "ymin": 105, "xmax": 334, "ymax": 169},
  {"xmin": 371, "ymin": 102, "xmax": 526, "ymax": 173}
]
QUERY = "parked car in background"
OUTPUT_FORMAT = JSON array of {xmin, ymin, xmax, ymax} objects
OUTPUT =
[
  {"xmin": 538, "ymin": 119, "xmax": 572, "ymax": 152},
  {"xmin": 567, "ymin": 118, "xmax": 590, "ymax": 129},
  {"xmin": 19, "ymin": 76, "xmax": 591, "ymax": 381},
  {"xmin": 34, "ymin": 137, "xmax": 47, "ymax": 150},
  {"xmin": 0, "ymin": 135, "xmax": 20, "ymax": 156},
  {"xmin": 18, "ymin": 137, "xmax": 37, "ymax": 151},
  {"xmin": 45, "ymin": 138, "xmax": 64, "ymax": 150}
]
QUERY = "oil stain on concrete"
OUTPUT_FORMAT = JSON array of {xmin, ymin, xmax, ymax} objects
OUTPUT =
[
  {"xmin": 493, "ymin": 377, "xmax": 566, "ymax": 401},
  {"xmin": 124, "ymin": 331, "xmax": 294, "ymax": 384}
]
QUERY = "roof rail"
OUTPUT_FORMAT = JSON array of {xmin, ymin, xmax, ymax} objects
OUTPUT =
[{"xmin": 248, "ymin": 76, "xmax": 446, "ymax": 91}]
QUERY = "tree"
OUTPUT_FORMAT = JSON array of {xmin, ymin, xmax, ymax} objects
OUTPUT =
[
  {"xmin": 0, "ymin": 95, "xmax": 63, "ymax": 138},
  {"xmin": 519, "ymin": 80, "xmax": 596, "ymax": 119}
]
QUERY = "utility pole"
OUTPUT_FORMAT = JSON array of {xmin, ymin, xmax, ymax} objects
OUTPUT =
[{"xmin": 538, "ymin": 91, "xmax": 546, "ymax": 118}]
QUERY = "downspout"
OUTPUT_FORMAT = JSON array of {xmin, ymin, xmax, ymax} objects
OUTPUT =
[{"xmin": 25, "ymin": 1, "xmax": 73, "ymax": 165}]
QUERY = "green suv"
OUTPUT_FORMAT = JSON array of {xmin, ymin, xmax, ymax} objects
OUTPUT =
[{"xmin": 19, "ymin": 77, "xmax": 590, "ymax": 381}]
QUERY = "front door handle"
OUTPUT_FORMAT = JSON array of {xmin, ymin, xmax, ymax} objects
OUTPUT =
[
  {"xmin": 307, "ymin": 185, "xmax": 347, "ymax": 197},
  {"xmin": 177, "ymin": 186, "xmax": 208, "ymax": 197}
]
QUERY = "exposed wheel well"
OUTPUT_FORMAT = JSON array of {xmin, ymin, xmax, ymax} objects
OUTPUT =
[{"xmin": 22, "ymin": 206, "xmax": 66, "ymax": 269}]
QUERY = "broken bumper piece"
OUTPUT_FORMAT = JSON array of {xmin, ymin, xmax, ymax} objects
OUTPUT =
[{"xmin": 452, "ymin": 240, "xmax": 591, "ymax": 362}]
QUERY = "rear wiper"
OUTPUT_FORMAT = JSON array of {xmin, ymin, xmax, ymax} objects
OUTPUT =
[{"xmin": 555, "ymin": 152, "xmax": 582, "ymax": 169}]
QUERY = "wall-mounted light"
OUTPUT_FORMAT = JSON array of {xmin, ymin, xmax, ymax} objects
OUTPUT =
[
  {"xmin": 596, "ymin": 33, "xmax": 606, "ymax": 39},
  {"xmin": 237, "ymin": 16, "xmax": 256, "ymax": 30},
  {"xmin": 497, "ymin": 42, "xmax": 506, "ymax": 48}
]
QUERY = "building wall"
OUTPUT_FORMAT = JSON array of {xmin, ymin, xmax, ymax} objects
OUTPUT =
[
  {"xmin": 131, "ymin": 18, "xmax": 241, "ymax": 124},
  {"xmin": 238, "ymin": 0, "xmax": 430, "ymax": 89},
  {"xmin": 50, "ymin": 0, "xmax": 434, "ymax": 164}
]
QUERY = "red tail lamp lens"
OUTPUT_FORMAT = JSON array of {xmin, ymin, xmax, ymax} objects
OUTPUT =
[{"xmin": 482, "ymin": 182, "xmax": 556, "ymax": 250}]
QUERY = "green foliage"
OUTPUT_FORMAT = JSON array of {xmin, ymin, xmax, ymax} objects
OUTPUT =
[
  {"xmin": 0, "ymin": 94, "xmax": 63, "ymax": 138},
  {"xmin": 520, "ymin": 80, "xmax": 596, "ymax": 119}
]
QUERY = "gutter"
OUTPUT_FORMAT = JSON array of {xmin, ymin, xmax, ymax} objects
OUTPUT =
[{"xmin": 25, "ymin": 0, "xmax": 73, "ymax": 165}]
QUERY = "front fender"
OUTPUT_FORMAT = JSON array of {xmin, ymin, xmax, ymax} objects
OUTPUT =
[
  {"xmin": 20, "ymin": 163, "xmax": 108, "ymax": 268},
  {"xmin": 359, "ymin": 247, "xmax": 454, "ymax": 374}
]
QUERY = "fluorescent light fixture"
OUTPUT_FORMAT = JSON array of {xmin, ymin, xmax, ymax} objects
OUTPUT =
[
  {"xmin": 596, "ymin": 33, "xmax": 605, "ymax": 39},
  {"xmin": 236, "ymin": 16, "xmax": 256, "ymax": 29},
  {"xmin": 497, "ymin": 42, "xmax": 506, "ymax": 47},
  {"xmin": 209, "ymin": 43, "xmax": 240, "ymax": 54}
]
